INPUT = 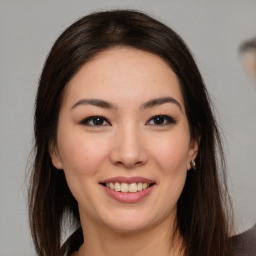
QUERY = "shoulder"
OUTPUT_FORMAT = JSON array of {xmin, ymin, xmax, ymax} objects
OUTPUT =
[{"xmin": 231, "ymin": 224, "xmax": 256, "ymax": 256}]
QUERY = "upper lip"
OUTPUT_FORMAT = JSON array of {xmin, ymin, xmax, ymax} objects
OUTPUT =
[{"xmin": 99, "ymin": 176, "xmax": 156, "ymax": 184}]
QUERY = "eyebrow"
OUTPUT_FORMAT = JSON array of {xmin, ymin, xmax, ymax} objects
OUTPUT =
[
  {"xmin": 71, "ymin": 99, "xmax": 117, "ymax": 110},
  {"xmin": 71, "ymin": 97, "xmax": 182, "ymax": 111},
  {"xmin": 141, "ymin": 97, "xmax": 182, "ymax": 111}
]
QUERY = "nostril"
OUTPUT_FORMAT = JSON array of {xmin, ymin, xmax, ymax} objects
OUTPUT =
[{"xmin": 109, "ymin": 140, "xmax": 148, "ymax": 167}]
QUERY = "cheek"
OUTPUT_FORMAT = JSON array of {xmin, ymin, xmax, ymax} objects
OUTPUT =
[
  {"xmin": 56, "ymin": 132, "xmax": 110, "ymax": 206},
  {"xmin": 150, "ymin": 133, "xmax": 190, "ymax": 213},
  {"xmin": 150, "ymin": 132, "xmax": 190, "ymax": 174},
  {"xmin": 57, "ymin": 131, "xmax": 108, "ymax": 177}
]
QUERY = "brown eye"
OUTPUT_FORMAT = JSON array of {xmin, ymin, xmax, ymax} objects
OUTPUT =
[
  {"xmin": 81, "ymin": 116, "xmax": 110, "ymax": 126},
  {"xmin": 146, "ymin": 115, "xmax": 177, "ymax": 126}
]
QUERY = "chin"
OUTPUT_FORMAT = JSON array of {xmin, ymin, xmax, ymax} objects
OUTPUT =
[
  {"xmin": 101, "ymin": 210, "xmax": 157, "ymax": 233},
  {"xmin": 107, "ymin": 222, "xmax": 152, "ymax": 234}
]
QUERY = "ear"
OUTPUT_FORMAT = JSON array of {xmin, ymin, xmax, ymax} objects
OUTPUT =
[
  {"xmin": 186, "ymin": 136, "xmax": 200, "ymax": 170},
  {"xmin": 49, "ymin": 141, "xmax": 63, "ymax": 170}
]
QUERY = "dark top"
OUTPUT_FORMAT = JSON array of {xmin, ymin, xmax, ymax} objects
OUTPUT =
[
  {"xmin": 63, "ymin": 224, "xmax": 256, "ymax": 256},
  {"xmin": 62, "ymin": 227, "xmax": 83, "ymax": 256},
  {"xmin": 231, "ymin": 224, "xmax": 256, "ymax": 256}
]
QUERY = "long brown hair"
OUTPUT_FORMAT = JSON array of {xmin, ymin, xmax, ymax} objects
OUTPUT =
[{"xmin": 29, "ymin": 9, "xmax": 233, "ymax": 256}]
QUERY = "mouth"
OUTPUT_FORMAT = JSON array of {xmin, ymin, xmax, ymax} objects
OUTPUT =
[
  {"xmin": 101, "ymin": 182, "xmax": 155, "ymax": 193},
  {"xmin": 99, "ymin": 177, "xmax": 156, "ymax": 203}
]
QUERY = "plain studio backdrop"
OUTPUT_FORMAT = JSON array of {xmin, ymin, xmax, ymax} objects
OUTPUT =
[{"xmin": 1, "ymin": 1, "xmax": 256, "ymax": 255}]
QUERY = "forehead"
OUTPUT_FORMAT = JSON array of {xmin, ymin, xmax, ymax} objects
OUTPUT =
[{"xmin": 63, "ymin": 47, "xmax": 185, "ymax": 109}]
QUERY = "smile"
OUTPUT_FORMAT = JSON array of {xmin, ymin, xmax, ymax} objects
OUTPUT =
[
  {"xmin": 105, "ymin": 182, "xmax": 150, "ymax": 193},
  {"xmin": 100, "ymin": 176, "xmax": 156, "ymax": 203}
]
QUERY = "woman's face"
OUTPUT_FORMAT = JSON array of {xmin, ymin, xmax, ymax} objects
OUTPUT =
[{"xmin": 51, "ymin": 47, "xmax": 198, "ymax": 232}]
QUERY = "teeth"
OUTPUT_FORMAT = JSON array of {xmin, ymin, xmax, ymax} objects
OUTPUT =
[
  {"xmin": 128, "ymin": 183, "xmax": 137, "ymax": 192},
  {"xmin": 121, "ymin": 183, "xmax": 129, "ymax": 192},
  {"xmin": 142, "ymin": 183, "xmax": 148, "ymax": 189},
  {"xmin": 106, "ymin": 182, "xmax": 150, "ymax": 192},
  {"xmin": 114, "ymin": 182, "xmax": 121, "ymax": 191}
]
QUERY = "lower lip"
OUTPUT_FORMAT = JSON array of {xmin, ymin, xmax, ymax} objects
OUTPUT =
[{"xmin": 102, "ymin": 185, "xmax": 155, "ymax": 203}]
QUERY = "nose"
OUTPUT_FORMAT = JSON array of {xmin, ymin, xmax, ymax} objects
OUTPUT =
[{"xmin": 109, "ymin": 125, "xmax": 148, "ymax": 169}]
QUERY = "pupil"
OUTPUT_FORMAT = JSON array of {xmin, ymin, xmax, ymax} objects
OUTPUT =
[
  {"xmin": 154, "ymin": 116, "xmax": 164, "ymax": 125},
  {"xmin": 93, "ymin": 117, "xmax": 103, "ymax": 125}
]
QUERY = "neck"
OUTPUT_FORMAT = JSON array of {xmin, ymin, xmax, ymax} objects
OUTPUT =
[{"xmin": 78, "ymin": 215, "xmax": 184, "ymax": 256}]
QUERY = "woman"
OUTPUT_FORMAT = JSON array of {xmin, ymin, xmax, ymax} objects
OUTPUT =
[{"xmin": 28, "ymin": 10, "xmax": 233, "ymax": 256}]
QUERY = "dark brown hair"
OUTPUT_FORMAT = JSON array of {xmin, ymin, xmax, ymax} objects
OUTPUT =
[
  {"xmin": 29, "ymin": 9, "xmax": 233, "ymax": 256},
  {"xmin": 239, "ymin": 37, "xmax": 256, "ymax": 53}
]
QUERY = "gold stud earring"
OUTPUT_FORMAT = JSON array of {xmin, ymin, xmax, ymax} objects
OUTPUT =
[{"xmin": 190, "ymin": 160, "xmax": 196, "ymax": 170}]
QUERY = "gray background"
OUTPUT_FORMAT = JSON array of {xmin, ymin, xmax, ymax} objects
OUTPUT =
[{"xmin": 1, "ymin": 1, "xmax": 256, "ymax": 255}]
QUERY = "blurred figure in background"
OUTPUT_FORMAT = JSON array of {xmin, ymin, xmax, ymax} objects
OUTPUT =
[
  {"xmin": 231, "ymin": 37, "xmax": 256, "ymax": 256},
  {"xmin": 240, "ymin": 37, "xmax": 256, "ymax": 84}
]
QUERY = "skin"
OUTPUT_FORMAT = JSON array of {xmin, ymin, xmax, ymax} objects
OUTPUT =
[
  {"xmin": 50, "ymin": 47, "xmax": 199, "ymax": 256},
  {"xmin": 241, "ymin": 50, "xmax": 256, "ymax": 83}
]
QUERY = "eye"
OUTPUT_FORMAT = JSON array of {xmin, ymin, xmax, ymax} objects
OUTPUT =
[
  {"xmin": 80, "ymin": 116, "xmax": 111, "ymax": 126},
  {"xmin": 146, "ymin": 115, "xmax": 177, "ymax": 126}
]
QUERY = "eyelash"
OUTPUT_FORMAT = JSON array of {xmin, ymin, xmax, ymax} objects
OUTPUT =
[
  {"xmin": 80, "ymin": 115, "xmax": 177, "ymax": 127},
  {"xmin": 146, "ymin": 115, "xmax": 177, "ymax": 126},
  {"xmin": 80, "ymin": 116, "xmax": 111, "ymax": 126}
]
